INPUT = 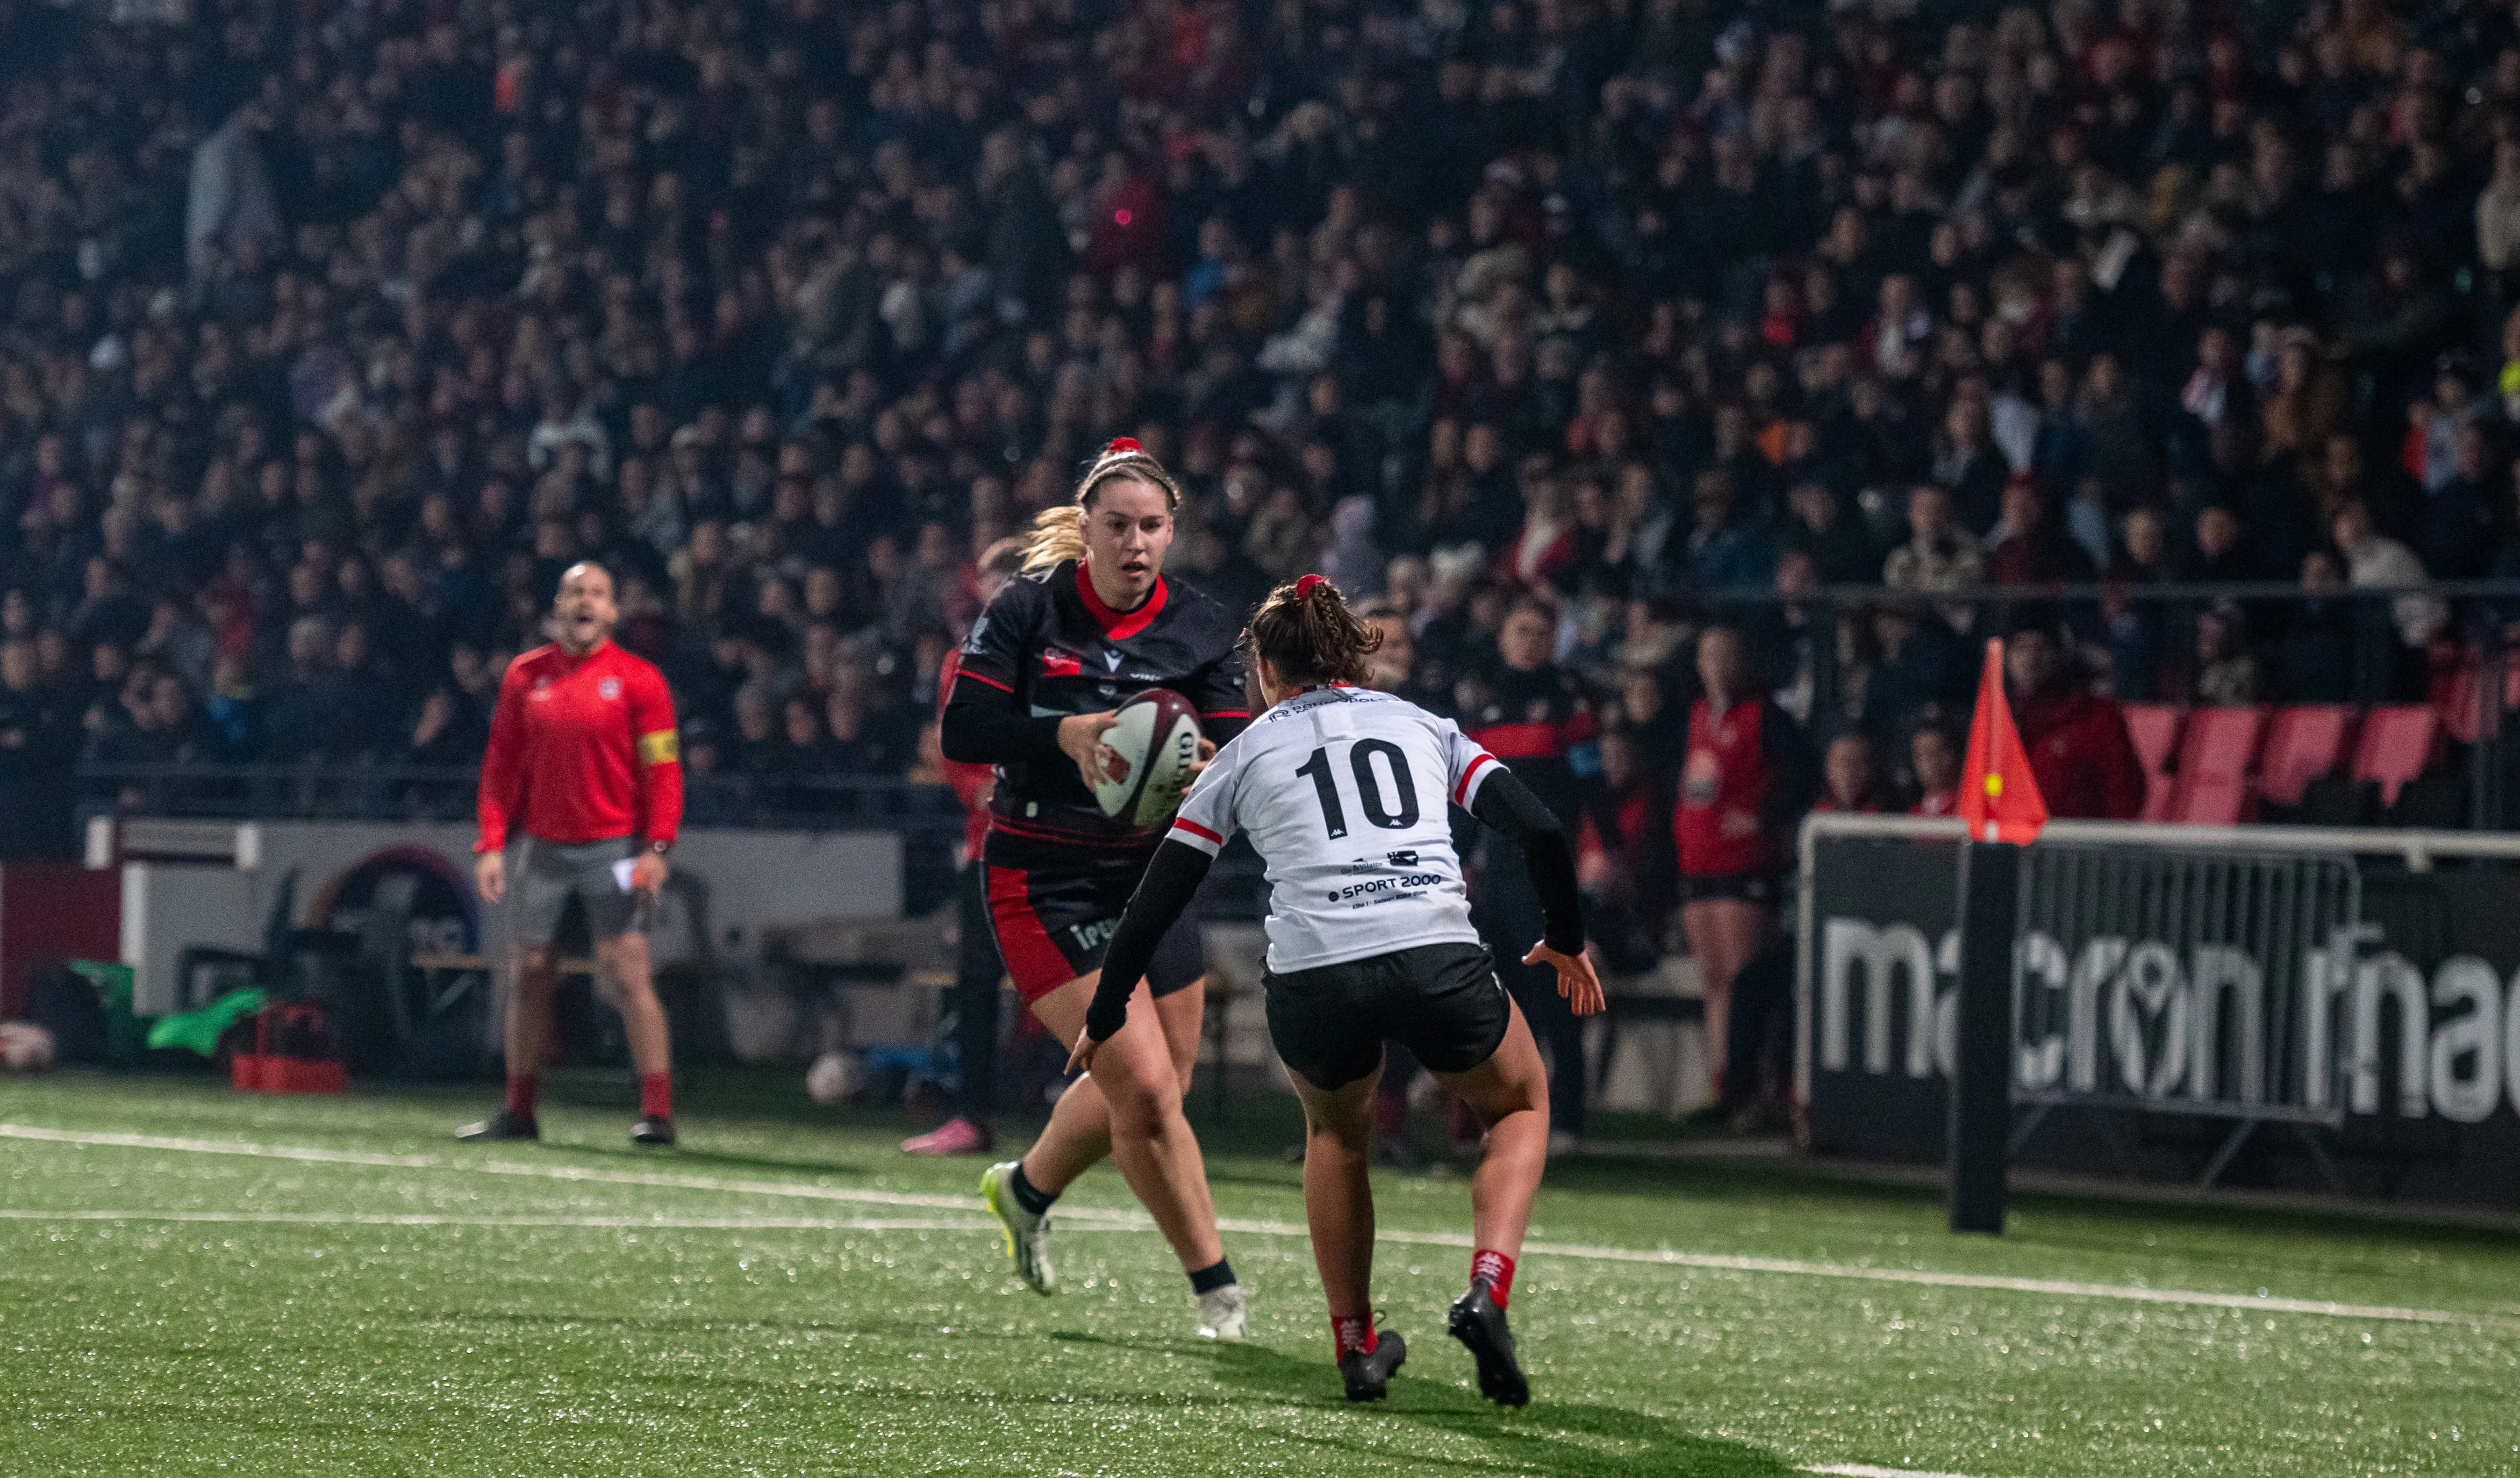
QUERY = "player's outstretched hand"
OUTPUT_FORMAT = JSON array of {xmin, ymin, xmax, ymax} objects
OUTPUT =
[
  {"xmin": 1066, "ymin": 1026, "xmax": 1102, "ymax": 1077},
  {"xmin": 1058, "ymin": 710, "xmax": 1124, "ymax": 791},
  {"xmin": 1524, "ymin": 941, "xmax": 1605, "ymax": 1016},
  {"xmin": 475, "ymin": 850, "xmax": 505, "ymax": 904}
]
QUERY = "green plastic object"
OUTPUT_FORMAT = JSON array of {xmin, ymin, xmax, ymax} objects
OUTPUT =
[
  {"xmin": 68, "ymin": 961, "xmax": 153, "ymax": 1067},
  {"xmin": 146, "ymin": 988, "xmax": 269, "ymax": 1058},
  {"xmin": 67, "ymin": 959, "xmax": 134, "ymax": 1011}
]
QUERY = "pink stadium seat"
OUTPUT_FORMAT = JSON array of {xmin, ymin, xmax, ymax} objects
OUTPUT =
[
  {"xmin": 2168, "ymin": 706, "xmax": 2269, "ymax": 825},
  {"xmin": 2258, "ymin": 706, "xmax": 2356, "ymax": 809},
  {"xmin": 2353, "ymin": 706, "xmax": 2443, "ymax": 809},
  {"xmin": 2123, "ymin": 704, "xmax": 2183, "ymax": 824},
  {"xmin": 2437, "ymin": 653, "xmax": 2520, "ymax": 745}
]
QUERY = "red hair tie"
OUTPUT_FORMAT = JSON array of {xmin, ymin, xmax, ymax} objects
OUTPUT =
[
  {"xmin": 1296, "ymin": 574, "xmax": 1327, "ymax": 602},
  {"xmin": 1105, "ymin": 437, "xmax": 1143, "ymax": 456}
]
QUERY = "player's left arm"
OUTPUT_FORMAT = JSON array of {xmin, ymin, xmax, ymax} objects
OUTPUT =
[
  {"xmin": 628, "ymin": 662, "xmax": 683, "ymax": 890},
  {"xmin": 1072, "ymin": 748, "xmax": 1238, "ymax": 1068},
  {"xmin": 1470, "ymin": 765, "xmax": 1603, "ymax": 1016}
]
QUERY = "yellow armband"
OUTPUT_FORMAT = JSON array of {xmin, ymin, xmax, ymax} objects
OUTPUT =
[{"xmin": 637, "ymin": 730, "xmax": 680, "ymax": 765}]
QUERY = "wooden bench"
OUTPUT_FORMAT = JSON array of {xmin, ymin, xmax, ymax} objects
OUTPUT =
[
  {"xmin": 1587, "ymin": 972, "xmax": 1708, "ymax": 1118},
  {"xmin": 408, "ymin": 951, "xmax": 599, "ymax": 976}
]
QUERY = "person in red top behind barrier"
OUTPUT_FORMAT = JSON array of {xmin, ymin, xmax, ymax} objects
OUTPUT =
[
  {"xmin": 2005, "ymin": 609, "xmax": 2146, "ymax": 821},
  {"xmin": 460, "ymin": 561, "xmax": 685, "ymax": 1148},
  {"xmin": 1674, "ymin": 624, "xmax": 1818, "ymax": 1111},
  {"xmin": 902, "ymin": 537, "xmax": 1025, "ymax": 1159}
]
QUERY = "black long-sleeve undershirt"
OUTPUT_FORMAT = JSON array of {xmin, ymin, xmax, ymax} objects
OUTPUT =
[
  {"xmin": 939, "ymin": 675, "xmax": 1068, "ymax": 768},
  {"xmin": 1084, "ymin": 766, "xmax": 1587, "ymax": 1043}
]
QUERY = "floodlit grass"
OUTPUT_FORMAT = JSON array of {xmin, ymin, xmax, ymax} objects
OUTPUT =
[{"xmin": 2, "ymin": 1069, "xmax": 2516, "ymax": 1477}]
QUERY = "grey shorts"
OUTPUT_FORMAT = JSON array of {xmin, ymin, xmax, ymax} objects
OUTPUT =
[{"xmin": 514, "ymin": 836, "xmax": 640, "ymax": 946}]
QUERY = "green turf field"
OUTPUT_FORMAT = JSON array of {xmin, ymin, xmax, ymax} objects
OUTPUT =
[{"xmin": 2, "ymin": 1069, "xmax": 2515, "ymax": 1477}]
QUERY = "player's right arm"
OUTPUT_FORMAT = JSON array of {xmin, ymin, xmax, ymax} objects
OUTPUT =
[
  {"xmin": 1446, "ymin": 720, "xmax": 1602, "ymax": 1015},
  {"xmin": 939, "ymin": 580, "xmax": 1122, "ymax": 788},
  {"xmin": 473, "ymin": 657, "xmax": 533, "ymax": 902}
]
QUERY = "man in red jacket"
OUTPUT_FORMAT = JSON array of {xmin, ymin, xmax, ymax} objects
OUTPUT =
[
  {"xmin": 461, "ymin": 562, "xmax": 685, "ymax": 1146},
  {"xmin": 2006, "ymin": 615, "xmax": 2146, "ymax": 821}
]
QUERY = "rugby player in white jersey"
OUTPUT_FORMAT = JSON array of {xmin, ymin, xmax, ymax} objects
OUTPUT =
[{"xmin": 1068, "ymin": 574, "xmax": 1603, "ymax": 1405}]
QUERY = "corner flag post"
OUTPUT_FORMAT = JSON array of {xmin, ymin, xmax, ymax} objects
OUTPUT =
[{"xmin": 1950, "ymin": 639, "xmax": 2047, "ymax": 1235}]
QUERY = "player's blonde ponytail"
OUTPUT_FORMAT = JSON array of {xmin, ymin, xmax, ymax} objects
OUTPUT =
[
  {"xmin": 1245, "ymin": 574, "xmax": 1382, "ymax": 689},
  {"xmin": 1017, "ymin": 505, "xmax": 1088, "ymax": 572},
  {"xmin": 1019, "ymin": 437, "xmax": 1185, "ymax": 574}
]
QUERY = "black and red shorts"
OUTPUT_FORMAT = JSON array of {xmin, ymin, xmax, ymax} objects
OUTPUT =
[{"xmin": 982, "ymin": 827, "xmax": 1207, "ymax": 1005}]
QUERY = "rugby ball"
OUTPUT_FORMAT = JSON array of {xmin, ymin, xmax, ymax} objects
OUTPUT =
[
  {"xmin": 1094, "ymin": 688, "xmax": 1204, "ymax": 826},
  {"xmin": 805, "ymin": 1049, "xmax": 859, "ymax": 1105}
]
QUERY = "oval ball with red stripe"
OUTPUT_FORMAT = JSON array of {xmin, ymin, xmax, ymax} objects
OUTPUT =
[{"xmin": 1094, "ymin": 688, "xmax": 1204, "ymax": 826}]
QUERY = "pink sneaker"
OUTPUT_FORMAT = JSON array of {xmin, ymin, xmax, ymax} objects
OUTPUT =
[{"xmin": 901, "ymin": 1116, "xmax": 993, "ymax": 1157}]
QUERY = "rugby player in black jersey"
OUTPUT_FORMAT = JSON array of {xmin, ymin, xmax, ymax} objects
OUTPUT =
[{"xmin": 940, "ymin": 438, "xmax": 1251, "ymax": 1338}]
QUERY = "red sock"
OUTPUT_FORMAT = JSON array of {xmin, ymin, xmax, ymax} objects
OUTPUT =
[
  {"xmin": 639, "ymin": 1072, "xmax": 673, "ymax": 1120},
  {"xmin": 504, "ymin": 1074, "xmax": 537, "ymax": 1118},
  {"xmin": 1471, "ymin": 1249, "xmax": 1516, "ymax": 1309},
  {"xmin": 1330, "ymin": 1313, "xmax": 1378, "ymax": 1358}
]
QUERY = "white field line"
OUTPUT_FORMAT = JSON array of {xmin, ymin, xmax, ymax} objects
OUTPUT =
[
  {"xmin": 1807, "ymin": 1467, "xmax": 2003, "ymax": 1478},
  {"xmin": 0, "ymin": 1208, "xmax": 991, "ymax": 1231},
  {"xmin": 0, "ymin": 1120, "xmax": 1141, "ymax": 1221},
  {"xmin": 7, "ymin": 1121, "xmax": 2513, "ymax": 1333}
]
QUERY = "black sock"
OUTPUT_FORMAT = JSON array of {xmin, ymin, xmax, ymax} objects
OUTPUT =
[
  {"xmin": 1007, "ymin": 1162, "xmax": 1058, "ymax": 1216},
  {"xmin": 1188, "ymin": 1258, "xmax": 1237, "ymax": 1295}
]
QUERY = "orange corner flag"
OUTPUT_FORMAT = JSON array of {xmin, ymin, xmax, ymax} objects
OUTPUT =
[{"xmin": 1957, "ymin": 638, "xmax": 2048, "ymax": 845}]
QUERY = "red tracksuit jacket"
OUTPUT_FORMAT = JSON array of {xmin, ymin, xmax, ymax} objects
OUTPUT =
[
  {"xmin": 2014, "ymin": 686, "xmax": 2146, "ymax": 821},
  {"xmin": 476, "ymin": 639, "xmax": 684, "ymax": 851}
]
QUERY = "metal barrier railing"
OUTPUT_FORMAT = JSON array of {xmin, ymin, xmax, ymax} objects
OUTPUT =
[
  {"xmin": 2013, "ymin": 841, "xmax": 2359, "ymax": 1125},
  {"xmin": 75, "ymin": 762, "xmax": 968, "ymax": 834}
]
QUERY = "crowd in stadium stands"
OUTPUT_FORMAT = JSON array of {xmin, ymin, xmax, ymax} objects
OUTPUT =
[{"xmin": 8, "ymin": 0, "xmax": 2520, "ymax": 861}]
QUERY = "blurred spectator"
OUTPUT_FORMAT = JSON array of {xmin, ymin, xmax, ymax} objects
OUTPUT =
[
  {"xmin": 2005, "ymin": 615, "xmax": 2146, "ymax": 822},
  {"xmin": 2332, "ymin": 498, "xmax": 2448, "ymax": 686},
  {"xmin": 1813, "ymin": 733, "xmax": 1884, "ymax": 815},
  {"xmin": 1909, "ymin": 720, "xmax": 1963, "ymax": 819},
  {"xmin": 0, "ymin": 0, "xmax": 2513, "ymax": 863},
  {"xmin": 2191, "ymin": 609, "xmax": 2265, "ymax": 708},
  {"xmin": 1882, "ymin": 485, "xmax": 1983, "ymax": 603},
  {"xmin": 2275, "ymin": 552, "xmax": 2362, "ymax": 704}
]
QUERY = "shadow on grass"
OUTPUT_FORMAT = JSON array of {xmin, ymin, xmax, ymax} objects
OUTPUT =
[
  {"xmin": 1041, "ymin": 1330, "xmax": 1791, "ymax": 1476},
  {"xmin": 1199, "ymin": 1340, "xmax": 1796, "ymax": 1477}
]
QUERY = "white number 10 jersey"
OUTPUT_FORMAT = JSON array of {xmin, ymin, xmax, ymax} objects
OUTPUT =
[{"xmin": 1164, "ymin": 686, "xmax": 1500, "ymax": 974}]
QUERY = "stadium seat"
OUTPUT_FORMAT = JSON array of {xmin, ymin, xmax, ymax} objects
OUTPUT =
[
  {"xmin": 2258, "ymin": 706, "xmax": 2357, "ymax": 811},
  {"xmin": 2437, "ymin": 650, "xmax": 2520, "ymax": 745},
  {"xmin": 2166, "ymin": 706, "xmax": 2269, "ymax": 825},
  {"xmin": 2352, "ymin": 706, "xmax": 2443, "ymax": 809},
  {"xmin": 2122, "ymin": 704, "xmax": 2183, "ymax": 824}
]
